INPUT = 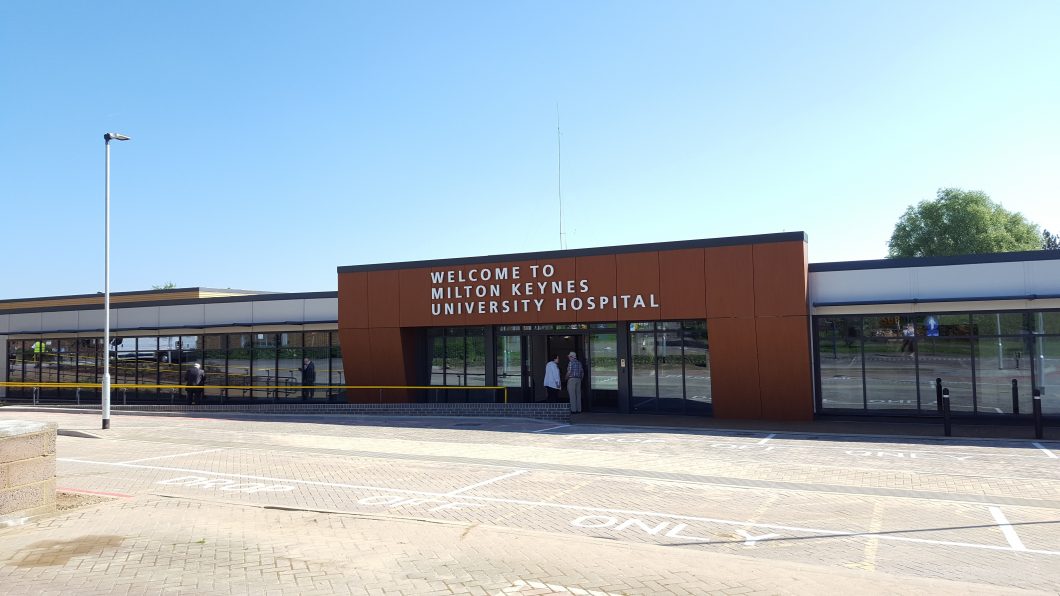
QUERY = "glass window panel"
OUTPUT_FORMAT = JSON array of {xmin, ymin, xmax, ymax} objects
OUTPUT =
[
  {"xmin": 252, "ymin": 333, "xmax": 278, "ymax": 398},
  {"xmin": 936, "ymin": 314, "xmax": 972, "ymax": 337},
  {"xmin": 817, "ymin": 317, "xmax": 864, "ymax": 410},
  {"xmin": 682, "ymin": 321, "xmax": 711, "ymax": 411},
  {"xmin": 429, "ymin": 331, "xmax": 445, "ymax": 386},
  {"xmin": 1038, "ymin": 335, "xmax": 1060, "ymax": 414},
  {"xmin": 863, "ymin": 337, "xmax": 919, "ymax": 410},
  {"xmin": 972, "ymin": 313, "xmax": 1029, "ymax": 337},
  {"xmin": 1034, "ymin": 312, "xmax": 1060, "ymax": 335},
  {"xmin": 916, "ymin": 338, "xmax": 974, "ymax": 412},
  {"xmin": 589, "ymin": 332, "xmax": 618, "ymax": 391},
  {"xmin": 465, "ymin": 328, "xmax": 486, "ymax": 389},
  {"xmin": 329, "ymin": 332, "xmax": 344, "ymax": 397},
  {"xmin": 496, "ymin": 335, "xmax": 522, "ymax": 387},
  {"xmin": 276, "ymin": 332, "xmax": 303, "ymax": 395},
  {"xmin": 657, "ymin": 328, "xmax": 683, "ymax": 413},
  {"xmin": 203, "ymin": 335, "xmax": 226, "ymax": 399},
  {"xmin": 226, "ymin": 334, "xmax": 252, "ymax": 396},
  {"xmin": 77, "ymin": 338, "xmax": 101, "ymax": 385},
  {"xmin": 974, "ymin": 337, "xmax": 1033, "ymax": 414},
  {"xmin": 445, "ymin": 328, "xmax": 466, "ymax": 386},
  {"xmin": 631, "ymin": 327, "xmax": 656, "ymax": 412}
]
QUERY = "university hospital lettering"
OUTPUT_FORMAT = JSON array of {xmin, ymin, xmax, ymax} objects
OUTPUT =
[{"xmin": 429, "ymin": 263, "xmax": 660, "ymax": 316}]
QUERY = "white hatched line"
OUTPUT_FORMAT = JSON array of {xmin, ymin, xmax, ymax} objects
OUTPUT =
[
  {"xmin": 988, "ymin": 506, "xmax": 1027, "ymax": 551},
  {"xmin": 118, "ymin": 448, "xmax": 224, "ymax": 464},
  {"xmin": 497, "ymin": 579, "xmax": 620, "ymax": 595},
  {"xmin": 447, "ymin": 470, "xmax": 529, "ymax": 496},
  {"xmin": 533, "ymin": 424, "xmax": 570, "ymax": 433},
  {"xmin": 1032, "ymin": 442, "xmax": 1058, "ymax": 459},
  {"xmin": 57, "ymin": 457, "xmax": 1060, "ymax": 557},
  {"xmin": 757, "ymin": 433, "xmax": 776, "ymax": 445}
]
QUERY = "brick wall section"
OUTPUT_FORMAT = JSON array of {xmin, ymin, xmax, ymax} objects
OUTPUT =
[
  {"xmin": 0, "ymin": 420, "xmax": 56, "ymax": 525},
  {"xmin": 25, "ymin": 404, "xmax": 572, "ymax": 424}
]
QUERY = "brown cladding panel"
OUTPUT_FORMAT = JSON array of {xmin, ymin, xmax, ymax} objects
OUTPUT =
[
  {"xmin": 575, "ymin": 255, "xmax": 617, "ymax": 323},
  {"xmin": 338, "ymin": 327, "xmax": 373, "ymax": 402},
  {"xmin": 707, "ymin": 317, "xmax": 762, "ymax": 419},
  {"xmin": 537, "ymin": 258, "xmax": 578, "ymax": 324},
  {"xmin": 755, "ymin": 316, "xmax": 813, "ymax": 421},
  {"xmin": 367, "ymin": 270, "xmax": 401, "ymax": 328},
  {"xmin": 398, "ymin": 268, "xmax": 432, "ymax": 328},
  {"xmin": 337, "ymin": 272, "xmax": 369, "ymax": 329},
  {"xmin": 369, "ymin": 327, "xmax": 414, "ymax": 386},
  {"xmin": 616, "ymin": 252, "xmax": 661, "ymax": 321},
  {"xmin": 753, "ymin": 241, "xmax": 809, "ymax": 317},
  {"xmin": 705, "ymin": 246, "xmax": 755, "ymax": 319},
  {"xmin": 658, "ymin": 249, "xmax": 707, "ymax": 320}
]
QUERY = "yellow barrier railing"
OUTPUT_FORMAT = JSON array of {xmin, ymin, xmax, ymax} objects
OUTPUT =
[{"xmin": 0, "ymin": 381, "xmax": 508, "ymax": 403}]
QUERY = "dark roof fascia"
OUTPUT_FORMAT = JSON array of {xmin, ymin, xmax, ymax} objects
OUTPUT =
[
  {"xmin": 0, "ymin": 291, "xmax": 337, "ymax": 316},
  {"xmin": 809, "ymin": 250, "xmax": 1060, "ymax": 273},
  {"xmin": 338, "ymin": 232, "xmax": 808, "ymax": 273},
  {"xmin": 813, "ymin": 293, "xmax": 1060, "ymax": 308}
]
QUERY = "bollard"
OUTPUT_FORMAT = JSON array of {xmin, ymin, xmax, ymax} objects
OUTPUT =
[
  {"xmin": 76, "ymin": 387, "xmax": 81, "ymax": 406},
  {"xmin": 1033, "ymin": 389, "xmax": 1043, "ymax": 440},
  {"xmin": 942, "ymin": 388, "xmax": 952, "ymax": 437},
  {"xmin": 1012, "ymin": 379, "xmax": 1020, "ymax": 415},
  {"xmin": 935, "ymin": 378, "xmax": 943, "ymax": 412}
]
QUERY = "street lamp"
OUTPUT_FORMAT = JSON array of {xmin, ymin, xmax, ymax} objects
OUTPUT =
[{"xmin": 102, "ymin": 132, "xmax": 130, "ymax": 430}]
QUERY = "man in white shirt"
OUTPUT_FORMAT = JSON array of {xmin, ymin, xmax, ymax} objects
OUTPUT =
[{"xmin": 543, "ymin": 354, "xmax": 561, "ymax": 402}]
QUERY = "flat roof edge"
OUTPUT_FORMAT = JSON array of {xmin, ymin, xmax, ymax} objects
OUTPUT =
[
  {"xmin": 810, "ymin": 249, "xmax": 1060, "ymax": 272},
  {"xmin": 338, "ymin": 232, "xmax": 808, "ymax": 273}
]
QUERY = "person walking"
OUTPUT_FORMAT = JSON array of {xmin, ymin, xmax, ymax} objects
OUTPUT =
[
  {"xmin": 565, "ymin": 351, "xmax": 584, "ymax": 413},
  {"xmin": 184, "ymin": 362, "xmax": 204, "ymax": 405},
  {"xmin": 543, "ymin": 354, "xmax": 561, "ymax": 402},
  {"xmin": 301, "ymin": 357, "xmax": 317, "ymax": 401}
]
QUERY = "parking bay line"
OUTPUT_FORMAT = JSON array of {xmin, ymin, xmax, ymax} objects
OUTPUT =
[
  {"xmin": 57, "ymin": 457, "xmax": 1060, "ymax": 557},
  {"xmin": 118, "ymin": 448, "xmax": 225, "ymax": 464},
  {"xmin": 1032, "ymin": 442, "xmax": 1058, "ymax": 459}
]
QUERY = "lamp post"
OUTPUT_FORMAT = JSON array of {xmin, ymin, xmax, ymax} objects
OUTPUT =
[{"xmin": 102, "ymin": 132, "xmax": 130, "ymax": 430}]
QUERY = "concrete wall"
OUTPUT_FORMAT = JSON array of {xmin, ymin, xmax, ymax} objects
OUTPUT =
[{"xmin": 0, "ymin": 420, "xmax": 56, "ymax": 525}]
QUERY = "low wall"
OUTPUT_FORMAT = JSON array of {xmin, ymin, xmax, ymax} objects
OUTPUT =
[
  {"xmin": 9, "ymin": 403, "xmax": 572, "ymax": 423},
  {"xmin": 0, "ymin": 420, "xmax": 56, "ymax": 526}
]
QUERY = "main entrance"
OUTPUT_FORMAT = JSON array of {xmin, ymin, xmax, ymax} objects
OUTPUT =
[{"xmin": 497, "ymin": 325, "xmax": 620, "ymax": 412}]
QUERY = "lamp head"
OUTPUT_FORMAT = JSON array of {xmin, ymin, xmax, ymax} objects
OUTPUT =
[{"xmin": 104, "ymin": 132, "xmax": 131, "ymax": 142}]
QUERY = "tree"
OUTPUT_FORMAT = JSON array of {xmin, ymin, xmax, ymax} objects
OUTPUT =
[
  {"xmin": 152, "ymin": 282, "xmax": 177, "ymax": 290},
  {"xmin": 887, "ymin": 188, "xmax": 1041, "ymax": 258},
  {"xmin": 1043, "ymin": 229, "xmax": 1060, "ymax": 250}
]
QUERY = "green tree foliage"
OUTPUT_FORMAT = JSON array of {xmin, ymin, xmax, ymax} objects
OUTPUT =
[
  {"xmin": 151, "ymin": 282, "xmax": 177, "ymax": 289},
  {"xmin": 887, "ymin": 188, "xmax": 1041, "ymax": 258},
  {"xmin": 1043, "ymin": 229, "xmax": 1060, "ymax": 250}
]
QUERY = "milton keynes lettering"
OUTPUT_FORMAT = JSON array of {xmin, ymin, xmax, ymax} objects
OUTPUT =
[{"xmin": 429, "ymin": 263, "xmax": 659, "ymax": 317}]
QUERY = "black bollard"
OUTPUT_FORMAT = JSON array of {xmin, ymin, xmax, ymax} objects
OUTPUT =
[
  {"xmin": 936, "ymin": 378, "xmax": 943, "ymax": 412},
  {"xmin": 942, "ymin": 388, "xmax": 952, "ymax": 437},
  {"xmin": 1033, "ymin": 389, "xmax": 1043, "ymax": 440},
  {"xmin": 1012, "ymin": 379, "xmax": 1020, "ymax": 415}
]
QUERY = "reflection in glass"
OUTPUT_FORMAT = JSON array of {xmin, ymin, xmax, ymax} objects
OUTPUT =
[
  {"xmin": 589, "ymin": 333, "xmax": 617, "ymax": 391},
  {"xmin": 657, "ymin": 327, "xmax": 683, "ymax": 413},
  {"xmin": 496, "ymin": 335, "xmax": 522, "ymax": 388},
  {"xmin": 863, "ymin": 338, "xmax": 919, "ymax": 410},
  {"xmin": 916, "ymin": 338, "xmax": 974, "ymax": 412},
  {"xmin": 631, "ymin": 326, "xmax": 657, "ymax": 412},
  {"xmin": 466, "ymin": 327, "xmax": 486, "ymax": 388},
  {"xmin": 683, "ymin": 321, "xmax": 710, "ymax": 411},
  {"xmin": 817, "ymin": 317, "xmax": 864, "ymax": 409},
  {"xmin": 974, "ymin": 336, "xmax": 1033, "ymax": 414}
]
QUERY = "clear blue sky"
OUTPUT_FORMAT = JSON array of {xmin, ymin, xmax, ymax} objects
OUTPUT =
[{"xmin": 2, "ymin": 1, "xmax": 1058, "ymax": 299}]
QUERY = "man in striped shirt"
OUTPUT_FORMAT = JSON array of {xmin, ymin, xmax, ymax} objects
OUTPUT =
[{"xmin": 565, "ymin": 351, "xmax": 584, "ymax": 414}]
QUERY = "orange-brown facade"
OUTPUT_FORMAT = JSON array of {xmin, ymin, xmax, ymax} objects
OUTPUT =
[{"xmin": 338, "ymin": 233, "xmax": 813, "ymax": 421}]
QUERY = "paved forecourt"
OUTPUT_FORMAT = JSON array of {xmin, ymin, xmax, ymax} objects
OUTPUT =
[{"xmin": 1, "ymin": 409, "xmax": 1059, "ymax": 594}]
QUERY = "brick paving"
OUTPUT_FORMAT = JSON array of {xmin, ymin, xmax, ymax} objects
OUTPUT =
[{"xmin": 0, "ymin": 409, "xmax": 1058, "ymax": 594}]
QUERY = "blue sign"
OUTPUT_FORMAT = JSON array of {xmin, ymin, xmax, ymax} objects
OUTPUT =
[{"xmin": 925, "ymin": 316, "xmax": 939, "ymax": 337}]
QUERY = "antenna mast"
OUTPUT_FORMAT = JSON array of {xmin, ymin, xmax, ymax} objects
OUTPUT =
[{"xmin": 557, "ymin": 104, "xmax": 565, "ymax": 250}]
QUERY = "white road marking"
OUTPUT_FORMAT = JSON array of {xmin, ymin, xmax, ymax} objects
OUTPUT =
[
  {"xmin": 993, "ymin": 408, "xmax": 1004, "ymax": 414},
  {"xmin": 1032, "ymin": 442, "xmax": 1058, "ymax": 459},
  {"xmin": 533, "ymin": 424, "xmax": 570, "ymax": 433},
  {"xmin": 446, "ymin": 470, "xmax": 529, "ymax": 496},
  {"xmin": 118, "ymin": 448, "xmax": 224, "ymax": 464},
  {"xmin": 57, "ymin": 457, "xmax": 1060, "ymax": 557},
  {"xmin": 757, "ymin": 433, "xmax": 776, "ymax": 445},
  {"xmin": 497, "ymin": 579, "xmax": 620, "ymax": 596},
  {"xmin": 988, "ymin": 506, "xmax": 1027, "ymax": 551}
]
